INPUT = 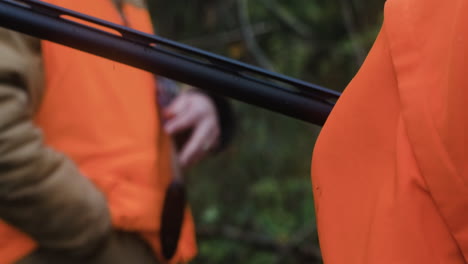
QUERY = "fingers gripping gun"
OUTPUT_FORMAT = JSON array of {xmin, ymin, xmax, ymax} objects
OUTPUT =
[
  {"xmin": 0, "ymin": 0, "xmax": 341, "ymax": 260},
  {"xmin": 0, "ymin": 0, "xmax": 340, "ymax": 126}
]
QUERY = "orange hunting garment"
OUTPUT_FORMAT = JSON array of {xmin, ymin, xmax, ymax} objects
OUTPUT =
[
  {"xmin": 312, "ymin": 0, "xmax": 468, "ymax": 263},
  {"xmin": 0, "ymin": 0, "xmax": 196, "ymax": 263}
]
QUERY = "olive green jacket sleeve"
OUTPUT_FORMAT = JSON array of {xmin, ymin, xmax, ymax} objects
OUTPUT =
[{"xmin": 0, "ymin": 28, "xmax": 111, "ymax": 257}]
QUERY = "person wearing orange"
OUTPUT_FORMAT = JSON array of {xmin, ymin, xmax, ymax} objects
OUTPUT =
[
  {"xmin": 312, "ymin": 0, "xmax": 468, "ymax": 263},
  {"xmin": 0, "ymin": 0, "xmax": 232, "ymax": 263}
]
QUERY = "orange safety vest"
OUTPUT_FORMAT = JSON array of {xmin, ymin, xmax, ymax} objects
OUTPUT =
[
  {"xmin": 312, "ymin": 0, "xmax": 468, "ymax": 263},
  {"xmin": 0, "ymin": 1, "xmax": 196, "ymax": 263}
]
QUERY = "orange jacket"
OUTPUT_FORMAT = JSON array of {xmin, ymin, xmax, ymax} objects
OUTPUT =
[
  {"xmin": 0, "ymin": 0, "xmax": 196, "ymax": 263},
  {"xmin": 312, "ymin": 0, "xmax": 468, "ymax": 263}
]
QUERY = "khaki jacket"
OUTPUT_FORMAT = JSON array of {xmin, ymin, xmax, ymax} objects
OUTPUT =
[
  {"xmin": 0, "ymin": 0, "xmax": 160, "ymax": 263},
  {"xmin": 0, "ymin": 28, "xmax": 111, "ymax": 263}
]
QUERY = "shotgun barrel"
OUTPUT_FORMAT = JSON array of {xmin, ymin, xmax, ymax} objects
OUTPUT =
[{"xmin": 0, "ymin": 0, "xmax": 340, "ymax": 125}]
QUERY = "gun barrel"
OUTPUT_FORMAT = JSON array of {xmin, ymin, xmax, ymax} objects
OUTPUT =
[{"xmin": 0, "ymin": 0, "xmax": 339, "ymax": 125}]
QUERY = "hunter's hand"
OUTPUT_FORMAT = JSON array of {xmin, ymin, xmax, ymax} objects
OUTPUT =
[{"xmin": 163, "ymin": 91, "xmax": 220, "ymax": 168}]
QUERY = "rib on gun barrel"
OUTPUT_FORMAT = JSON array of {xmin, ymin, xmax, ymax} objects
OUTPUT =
[{"xmin": 0, "ymin": 0, "xmax": 340, "ymax": 125}]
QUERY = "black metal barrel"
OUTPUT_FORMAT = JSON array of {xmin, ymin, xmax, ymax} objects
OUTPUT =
[{"xmin": 0, "ymin": 0, "xmax": 338, "ymax": 125}]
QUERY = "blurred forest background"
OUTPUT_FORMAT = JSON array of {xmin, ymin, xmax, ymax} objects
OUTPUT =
[{"xmin": 148, "ymin": 0, "xmax": 386, "ymax": 263}]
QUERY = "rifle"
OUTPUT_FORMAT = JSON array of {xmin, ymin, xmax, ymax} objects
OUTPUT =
[
  {"xmin": 0, "ymin": 0, "xmax": 341, "ymax": 259},
  {"xmin": 0, "ymin": 0, "xmax": 340, "ymax": 126}
]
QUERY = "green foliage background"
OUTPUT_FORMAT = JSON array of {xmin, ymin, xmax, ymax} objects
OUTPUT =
[{"xmin": 149, "ymin": 0, "xmax": 385, "ymax": 263}]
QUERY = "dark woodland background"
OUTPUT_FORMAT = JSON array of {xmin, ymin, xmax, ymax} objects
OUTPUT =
[{"xmin": 148, "ymin": 0, "xmax": 386, "ymax": 262}]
